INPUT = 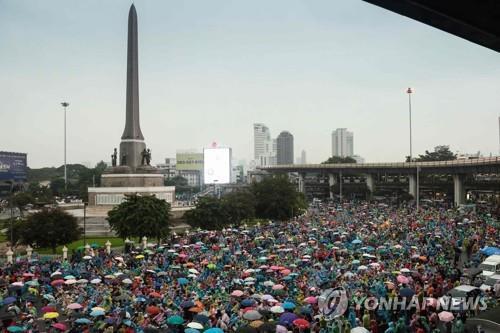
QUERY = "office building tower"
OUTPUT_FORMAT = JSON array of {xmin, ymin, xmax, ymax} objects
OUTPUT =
[
  {"xmin": 331, "ymin": 128, "xmax": 354, "ymax": 157},
  {"xmin": 277, "ymin": 131, "xmax": 294, "ymax": 165}
]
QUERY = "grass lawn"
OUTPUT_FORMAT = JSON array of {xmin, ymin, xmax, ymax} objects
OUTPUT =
[{"xmin": 35, "ymin": 237, "xmax": 125, "ymax": 255}]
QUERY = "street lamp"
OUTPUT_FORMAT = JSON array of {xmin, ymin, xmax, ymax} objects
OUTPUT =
[
  {"xmin": 61, "ymin": 102, "xmax": 70, "ymax": 192},
  {"xmin": 406, "ymin": 88, "xmax": 413, "ymax": 161}
]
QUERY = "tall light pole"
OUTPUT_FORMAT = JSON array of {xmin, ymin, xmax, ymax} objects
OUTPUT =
[
  {"xmin": 406, "ymin": 88, "xmax": 413, "ymax": 161},
  {"xmin": 61, "ymin": 102, "xmax": 70, "ymax": 192}
]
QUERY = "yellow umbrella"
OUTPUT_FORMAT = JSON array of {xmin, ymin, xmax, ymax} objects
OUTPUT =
[
  {"xmin": 135, "ymin": 254, "xmax": 145, "ymax": 259},
  {"xmin": 250, "ymin": 320, "xmax": 264, "ymax": 328},
  {"xmin": 91, "ymin": 307, "xmax": 106, "ymax": 312},
  {"xmin": 43, "ymin": 312, "xmax": 59, "ymax": 319}
]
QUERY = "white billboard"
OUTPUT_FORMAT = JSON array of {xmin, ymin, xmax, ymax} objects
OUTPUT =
[{"xmin": 204, "ymin": 148, "xmax": 231, "ymax": 184}]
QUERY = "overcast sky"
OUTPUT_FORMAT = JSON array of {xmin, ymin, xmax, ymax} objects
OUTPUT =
[{"xmin": 1, "ymin": 0, "xmax": 499, "ymax": 168}]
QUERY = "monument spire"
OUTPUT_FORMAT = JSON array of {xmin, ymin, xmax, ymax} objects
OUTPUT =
[
  {"xmin": 122, "ymin": 4, "xmax": 143, "ymax": 140},
  {"xmin": 119, "ymin": 4, "xmax": 146, "ymax": 170}
]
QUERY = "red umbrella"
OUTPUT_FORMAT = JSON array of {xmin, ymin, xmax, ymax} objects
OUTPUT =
[
  {"xmin": 147, "ymin": 305, "xmax": 160, "ymax": 315},
  {"xmin": 52, "ymin": 323, "xmax": 67, "ymax": 331},
  {"xmin": 149, "ymin": 292, "xmax": 161, "ymax": 298},
  {"xmin": 51, "ymin": 279, "xmax": 65, "ymax": 287},
  {"xmin": 41, "ymin": 306, "xmax": 57, "ymax": 313},
  {"xmin": 293, "ymin": 319, "xmax": 310, "ymax": 329}
]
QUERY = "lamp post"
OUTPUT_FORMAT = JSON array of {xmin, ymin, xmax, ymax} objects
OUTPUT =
[
  {"xmin": 406, "ymin": 88, "xmax": 413, "ymax": 161},
  {"xmin": 83, "ymin": 202, "xmax": 87, "ymax": 246},
  {"xmin": 61, "ymin": 102, "xmax": 70, "ymax": 192}
]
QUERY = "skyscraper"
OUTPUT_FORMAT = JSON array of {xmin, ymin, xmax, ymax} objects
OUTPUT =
[
  {"xmin": 301, "ymin": 150, "xmax": 307, "ymax": 164},
  {"xmin": 254, "ymin": 123, "xmax": 276, "ymax": 166},
  {"xmin": 277, "ymin": 131, "xmax": 294, "ymax": 165},
  {"xmin": 331, "ymin": 128, "xmax": 354, "ymax": 157}
]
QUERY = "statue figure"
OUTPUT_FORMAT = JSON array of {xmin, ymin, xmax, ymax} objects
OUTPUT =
[
  {"xmin": 111, "ymin": 148, "xmax": 117, "ymax": 167},
  {"xmin": 141, "ymin": 148, "xmax": 147, "ymax": 166},
  {"xmin": 146, "ymin": 148, "xmax": 152, "ymax": 166},
  {"xmin": 121, "ymin": 153, "xmax": 127, "ymax": 166}
]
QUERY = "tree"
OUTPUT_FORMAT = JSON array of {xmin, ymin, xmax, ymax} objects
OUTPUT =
[
  {"xmin": 406, "ymin": 145, "xmax": 456, "ymax": 162},
  {"xmin": 165, "ymin": 176, "xmax": 188, "ymax": 187},
  {"xmin": 50, "ymin": 178, "xmax": 66, "ymax": 197},
  {"xmin": 107, "ymin": 194, "xmax": 172, "ymax": 243},
  {"xmin": 184, "ymin": 197, "xmax": 229, "ymax": 230},
  {"xmin": 222, "ymin": 190, "xmax": 256, "ymax": 226},
  {"xmin": 26, "ymin": 182, "xmax": 54, "ymax": 204},
  {"xmin": 11, "ymin": 208, "xmax": 81, "ymax": 253},
  {"xmin": 251, "ymin": 175, "xmax": 307, "ymax": 221},
  {"xmin": 11, "ymin": 192, "xmax": 34, "ymax": 216},
  {"xmin": 322, "ymin": 156, "xmax": 357, "ymax": 164}
]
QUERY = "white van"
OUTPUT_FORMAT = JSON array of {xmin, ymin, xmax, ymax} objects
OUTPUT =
[
  {"xmin": 479, "ymin": 274, "xmax": 500, "ymax": 292},
  {"xmin": 480, "ymin": 255, "xmax": 500, "ymax": 277}
]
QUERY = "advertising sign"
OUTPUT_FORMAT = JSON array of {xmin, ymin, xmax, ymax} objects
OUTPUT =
[
  {"xmin": 0, "ymin": 151, "xmax": 27, "ymax": 181},
  {"xmin": 176, "ymin": 152, "xmax": 204, "ymax": 171},
  {"xmin": 204, "ymin": 148, "xmax": 231, "ymax": 184}
]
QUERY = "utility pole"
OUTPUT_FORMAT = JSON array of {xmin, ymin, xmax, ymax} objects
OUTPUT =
[
  {"xmin": 61, "ymin": 102, "xmax": 70, "ymax": 192},
  {"xmin": 406, "ymin": 88, "xmax": 413, "ymax": 161}
]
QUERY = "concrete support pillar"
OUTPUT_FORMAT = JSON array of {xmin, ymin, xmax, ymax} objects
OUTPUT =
[
  {"xmin": 298, "ymin": 173, "xmax": 306, "ymax": 194},
  {"xmin": 365, "ymin": 174, "xmax": 375, "ymax": 199},
  {"xmin": 328, "ymin": 174, "xmax": 336, "ymax": 199},
  {"xmin": 62, "ymin": 246, "xmax": 68, "ymax": 261},
  {"xmin": 6, "ymin": 249, "xmax": 13, "ymax": 264},
  {"xmin": 408, "ymin": 174, "xmax": 417, "ymax": 198},
  {"xmin": 453, "ymin": 174, "xmax": 466, "ymax": 207}
]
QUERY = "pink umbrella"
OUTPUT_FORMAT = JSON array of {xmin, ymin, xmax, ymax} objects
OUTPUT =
[
  {"xmin": 272, "ymin": 284, "xmax": 285, "ymax": 290},
  {"xmin": 270, "ymin": 266, "xmax": 280, "ymax": 271},
  {"xmin": 396, "ymin": 275, "xmax": 409, "ymax": 284},
  {"xmin": 425, "ymin": 298, "xmax": 438, "ymax": 308},
  {"xmin": 276, "ymin": 325, "xmax": 288, "ymax": 333},
  {"xmin": 52, "ymin": 323, "xmax": 67, "ymax": 331},
  {"xmin": 67, "ymin": 303, "xmax": 83, "ymax": 310},
  {"xmin": 304, "ymin": 296, "xmax": 317, "ymax": 304},
  {"xmin": 438, "ymin": 311, "xmax": 454, "ymax": 322},
  {"xmin": 280, "ymin": 269, "xmax": 291, "ymax": 276},
  {"xmin": 231, "ymin": 290, "xmax": 244, "ymax": 297}
]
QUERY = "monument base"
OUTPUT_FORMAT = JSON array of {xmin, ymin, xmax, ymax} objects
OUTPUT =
[
  {"xmin": 87, "ymin": 185, "xmax": 175, "ymax": 206},
  {"xmin": 101, "ymin": 173, "xmax": 164, "ymax": 187}
]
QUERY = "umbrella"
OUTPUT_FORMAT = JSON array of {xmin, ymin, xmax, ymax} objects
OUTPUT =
[
  {"xmin": 167, "ymin": 315, "xmax": 184, "ymax": 325},
  {"xmin": 67, "ymin": 303, "xmax": 83, "ymax": 310},
  {"xmin": 187, "ymin": 322, "xmax": 204, "ymax": 330},
  {"xmin": 351, "ymin": 327, "xmax": 370, "ymax": 333},
  {"xmin": 7, "ymin": 327, "xmax": 24, "ymax": 333},
  {"xmin": 3, "ymin": 297, "xmax": 17, "ymax": 305},
  {"xmin": 438, "ymin": 311, "xmax": 454, "ymax": 322},
  {"xmin": 242, "ymin": 310, "xmax": 262, "ymax": 321},
  {"xmin": 43, "ymin": 312, "xmax": 59, "ymax": 319},
  {"xmin": 241, "ymin": 298, "xmax": 256, "ymax": 307},
  {"xmin": 272, "ymin": 284, "xmax": 284, "ymax": 290},
  {"xmin": 204, "ymin": 328, "xmax": 223, "ymax": 333},
  {"xmin": 231, "ymin": 290, "xmax": 244, "ymax": 297},
  {"xmin": 351, "ymin": 239, "xmax": 362, "ymax": 244},
  {"xmin": 194, "ymin": 314, "xmax": 210, "ymax": 324},
  {"xmin": 52, "ymin": 323, "xmax": 67, "ymax": 331},
  {"xmin": 304, "ymin": 296, "xmax": 317, "ymax": 304},
  {"xmin": 293, "ymin": 319, "xmax": 310, "ymax": 329},
  {"xmin": 396, "ymin": 275, "xmax": 409, "ymax": 284},
  {"xmin": 250, "ymin": 320, "xmax": 264, "ymax": 328},
  {"xmin": 282, "ymin": 301, "xmax": 296, "ymax": 310},
  {"xmin": 83, "ymin": 255, "xmax": 92, "ymax": 260},
  {"xmin": 90, "ymin": 278, "xmax": 102, "ymax": 284},
  {"xmin": 263, "ymin": 281, "xmax": 275, "ymax": 287},
  {"xmin": 75, "ymin": 318, "xmax": 92, "ymax": 324},
  {"xmin": 181, "ymin": 300, "xmax": 195, "ymax": 308},
  {"xmin": 399, "ymin": 287, "xmax": 415, "ymax": 298},
  {"xmin": 185, "ymin": 329, "xmax": 199, "ymax": 333},
  {"xmin": 279, "ymin": 312, "xmax": 298, "ymax": 326},
  {"xmin": 122, "ymin": 278, "xmax": 133, "ymax": 284},
  {"xmin": 90, "ymin": 309, "xmax": 105, "ymax": 317},
  {"xmin": 64, "ymin": 275, "xmax": 76, "ymax": 280},
  {"xmin": 178, "ymin": 278, "xmax": 189, "ymax": 285},
  {"xmin": 147, "ymin": 305, "xmax": 160, "ymax": 315},
  {"xmin": 41, "ymin": 306, "xmax": 57, "ymax": 313},
  {"xmin": 51, "ymin": 279, "xmax": 64, "ymax": 286}
]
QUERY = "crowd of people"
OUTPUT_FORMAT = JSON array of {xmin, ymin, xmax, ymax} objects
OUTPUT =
[{"xmin": 0, "ymin": 201, "xmax": 498, "ymax": 333}]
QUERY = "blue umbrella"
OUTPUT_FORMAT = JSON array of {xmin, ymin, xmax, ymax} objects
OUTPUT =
[
  {"xmin": 193, "ymin": 314, "xmax": 210, "ymax": 324},
  {"xmin": 123, "ymin": 320, "xmax": 132, "ymax": 326},
  {"xmin": 351, "ymin": 239, "xmax": 362, "ymax": 245},
  {"xmin": 90, "ymin": 309, "xmax": 105, "ymax": 317},
  {"xmin": 7, "ymin": 326, "xmax": 24, "ymax": 333},
  {"xmin": 180, "ymin": 300, "xmax": 195, "ymax": 308},
  {"xmin": 282, "ymin": 302, "xmax": 296, "ymax": 310},
  {"xmin": 204, "ymin": 329, "xmax": 223, "ymax": 333},
  {"xmin": 185, "ymin": 329, "xmax": 199, "ymax": 333},
  {"xmin": 399, "ymin": 287, "xmax": 415, "ymax": 298},
  {"xmin": 136, "ymin": 297, "xmax": 147, "ymax": 303},
  {"xmin": 279, "ymin": 312, "xmax": 298, "ymax": 326},
  {"xmin": 76, "ymin": 318, "xmax": 92, "ymax": 324},
  {"xmin": 3, "ymin": 297, "xmax": 17, "ymax": 305},
  {"xmin": 178, "ymin": 278, "xmax": 189, "ymax": 285},
  {"xmin": 241, "ymin": 298, "xmax": 256, "ymax": 307}
]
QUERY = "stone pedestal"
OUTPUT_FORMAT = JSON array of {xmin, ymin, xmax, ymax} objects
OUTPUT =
[{"xmin": 101, "ymin": 173, "xmax": 164, "ymax": 187}]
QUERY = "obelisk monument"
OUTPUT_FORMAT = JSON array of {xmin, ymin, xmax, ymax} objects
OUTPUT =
[{"xmin": 119, "ymin": 4, "xmax": 146, "ymax": 170}]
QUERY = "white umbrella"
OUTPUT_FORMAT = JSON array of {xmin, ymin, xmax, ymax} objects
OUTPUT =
[
  {"xmin": 77, "ymin": 279, "xmax": 88, "ymax": 284},
  {"xmin": 188, "ymin": 268, "xmax": 199, "ymax": 274},
  {"xmin": 90, "ymin": 278, "xmax": 102, "ymax": 284},
  {"xmin": 187, "ymin": 322, "xmax": 204, "ymax": 330},
  {"xmin": 122, "ymin": 278, "xmax": 133, "ymax": 284},
  {"xmin": 270, "ymin": 305, "xmax": 284, "ymax": 314},
  {"xmin": 351, "ymin": 327, "xmax": 370, "ymax": 333}
]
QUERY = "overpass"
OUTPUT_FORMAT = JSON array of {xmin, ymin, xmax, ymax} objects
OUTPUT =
[{"xmin": 257, "ymin": 157, "xmax": 500, "ymax": 206}]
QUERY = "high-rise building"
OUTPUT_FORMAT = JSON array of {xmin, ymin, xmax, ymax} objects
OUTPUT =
[
  {"xmin": 254, "ymin": 123, "xmax": 276, "ymax": 166},
  {"xmin": 331, "ymin": 128, "xmax": 354, "ymax": 157},
  {"xmin": 301, "ymin": 150, "xmax": 307, "ymax": 164},
  {"xmin": 277, "ymin": 131, "xmax": 294, "ymax": 165}
]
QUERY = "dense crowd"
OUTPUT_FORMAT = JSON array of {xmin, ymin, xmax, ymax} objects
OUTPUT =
[{"xmin": 0, "ymin": 201, "xmax": 499, "ymax": 333}]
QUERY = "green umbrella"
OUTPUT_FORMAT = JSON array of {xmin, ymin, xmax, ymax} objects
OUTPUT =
[
  {"xmin": 207, "ymin": 264, "xmax": 216, "ymax": 270},
  {"xmin": 167, "ymin": 315, "xmax": 184, "ymax": 325}
]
